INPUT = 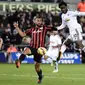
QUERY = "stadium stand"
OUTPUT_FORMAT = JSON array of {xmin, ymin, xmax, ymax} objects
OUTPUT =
[{"xmin": 0, "ymin": 0, "xmax": 85, "ymax": 63}]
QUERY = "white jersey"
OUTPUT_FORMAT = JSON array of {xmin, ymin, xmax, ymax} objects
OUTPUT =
[
  {"xmin": 49, "ymin": 35, "xmax": 62, "ymax": 49},
  {"xmin": 45, "ymin": 34, "xmax": 62, "ymax": 61},
  {"xmin": 57, "ymin": 11, "xmax": 85, "ymax": 41},
  {"xmin": 57, "ymin": 11, "xmax": 85, "ymax": 33}
]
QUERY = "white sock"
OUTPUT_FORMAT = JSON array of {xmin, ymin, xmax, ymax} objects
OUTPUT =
[
  {"xmin": 60, "ymin": 45, "xmax": 66, "ymax": 53},
  {"xmin": 51, "ymin": 60, "xmax": 53, "ymax": 66},
  {"xmin": 54, "ymin": 61, "xmax": 58, "ymax": 70}
]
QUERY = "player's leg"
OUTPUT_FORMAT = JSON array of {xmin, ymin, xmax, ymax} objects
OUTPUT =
[
  {"xmin": 75, "ymin": 40, "xmax": 84, "ymax": 49},
  {"xmin": 15, "ymin": 47, "xmax": 32, "ymax": 68},
  {"xmin": 35, "ymin": 62, "xmax": 43, "ymax": 83},
  {"xmin": 75, "ymin": 31, "xmax": 85, "ymax": 55},
  {"xmin": 57, "ymin": 37, "xmax": 72, "ymax": 61},
  {"xmin": 75, "ymin": 40, "xmax": 85, "ymax": 59},
  {"xmin": 44, "ymin": 50, "xmax": 53, "ymax": 66},
  {"xmin": 51, "ymin": 60, "xmax": 53, "ymax": 66},
  {"xmin": 20, "ymin": 47, "xmax": 43, "ymax": 83},
  {"xmin": 44, "ymin": 55, "xmax": 48, "ymax": 60},
  {"xmin": 52, "ymin": 50, "xmax": 59, "ymax": 73},
  {"xmin": 75, "ymin": 29, "xmax": 85, "ymax": 51},
  {"xmin": 34, "ymin": 53, "xmax": 43, "ymax": 83},
  {"xmin": 52, "ymin": 60, "xmax": 58, "ymax": 73},
  {"xmin": 57, "ymin": 45, "xmax": 66, "ymax": 61}
]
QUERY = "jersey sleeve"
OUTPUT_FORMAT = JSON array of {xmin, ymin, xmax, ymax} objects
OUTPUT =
[
  {"xmin": 25, "ymin": 28, "xmax": 32, "ymax": 35},
  {"xmin": 57, "ymin": 15, "xmax": 66, "ymax": 30},
  {"xmin": 73, "ymin": 11, "xmax": 85, "ymax": 16}
]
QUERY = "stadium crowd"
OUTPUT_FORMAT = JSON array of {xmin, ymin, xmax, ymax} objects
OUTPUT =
[
  {"xmin": 0, "ymin": 0, "xmax": 85, "ymax": 62},
  {"xmin": 0, "ymin": 7, "xmax": 62, "ymax": 50}
]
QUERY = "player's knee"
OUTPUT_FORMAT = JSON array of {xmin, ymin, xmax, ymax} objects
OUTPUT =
[
  {"xmin": 35, "ymin": 67, "xmax": 40, "ymax": 72},
  {"xmin": 76, "ymin": 41, "xmax": 84, "ymax": 49},
  {"xmin": 64, "ymin": 39, "xmax": 72, "ymax": 46},
  {"xmin": 35, "ymin": 63, "xmax": 40, "ymax": 72},
  {"xmin": 24, "ymin": 47, "xmax": 31, "ymax": 54}
]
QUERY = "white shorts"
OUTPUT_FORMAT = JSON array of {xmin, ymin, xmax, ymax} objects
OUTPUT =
[
  {"xmin": 45, "ymin": 48, "xmax": 59, "ymax": 61},
  {"xmin": 69, "ymin": 29, "xmax": 82, "ymax": 41}
]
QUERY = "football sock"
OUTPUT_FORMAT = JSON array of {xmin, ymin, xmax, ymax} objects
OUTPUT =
[
  {"xmin": 54, "ymin": 61, "xmax": 58, "ymax": 70},
  {"xmin": 51, "ymin": 60, "xmax": 53, "ymax": 66},
  {"xmin": 57, "ymin": 51, "xmax": 62, "ymax": 61},
  {"xmin": 37, "ymin": 69, "xmax": 42, "ymax": 80},
  {"xmin": 57, "ymin": 44, "xmax": 66, "ymax": 62},
  {"xmin": 57, "ymin": 44, "xmax": 66, "ymax": 61},
  {"xmin": 55, "ymin": 62, "xmax": 58, "ymax": 70},
  {"xmin": 19, "ymin": 54, "xmax": 26, "ymax": 63}
]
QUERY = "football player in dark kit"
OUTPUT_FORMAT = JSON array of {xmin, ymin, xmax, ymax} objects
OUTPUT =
[{"xmin": 13, "ymin": 16, "xmax": 51, "ymax": 84}]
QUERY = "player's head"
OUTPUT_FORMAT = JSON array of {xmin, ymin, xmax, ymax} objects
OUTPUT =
[
  {"xmin": 35, "ymin": 15, "xmax": 43, "ymax": 27},
  {"xmin": 81, "ymin": 0, "xmax": 85, "ymax": 2},
  {"xmin": 58, "ymin": 2, "xmax": 68, "ymax": 13},
  {"xmin": 51, "ymin": 27, "xmax": 58, "ymax": 35}
]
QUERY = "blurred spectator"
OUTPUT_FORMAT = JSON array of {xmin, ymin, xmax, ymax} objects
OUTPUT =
[
  {"xmin": 77, "ymin": 0, "xmax": 85, "ymax": 12},
  {"xmin": 31, "ymin": 0, "xmax": 41, "ymax": 2},
  {"xmin": 31, "ymin": 0, "xmax": 54, "ymax": 2},
  {"xmin": 6, "ymin": 44, "xmax": 18, "ymax": 63},
  {"xmin": 79, "ymin": 16, "xmax": 85, "ymax": 28},
  {"xmin": 42, "ymin": 0, "xmax": 54, "ymax": 2},
  {"xmin": 1, "ymin": 28, "xmax": 11, "ymax": 50},
  {"xmin": 57, "ymin": 0, "xmax": 64, "ymax": 3},
  {"xmin": 77, "ymin": 0, "xmax": 85, "ymax": 33},
  {"xmin": 83, "ymin": 27, "xmax": 85, "ymax": 33},
  {"xmin": 0, "ymin": 38, "xmax": 3, "ymax": 51},
  {"xmin": 10, "ymin": 29, "xmax": 22, "ymax": 45},
  {"xmin": 7, "ymin": 44, "xmax": 18, "ymax": 53},
  {"xmin": 0, "ymin": 0, "xmax": 8, "ymax": 1},
  {"xmin": 1, "ymin": 28, "xmax": 11, "ymax": 44},
  {"xmin": 0, "ymin": 23, "xmax": 5, "ymax": 36},
  {"xmin": 6, "ymin": 23, "xmax": 12, "ymax": 34},
  {"xmin": 22, "ymin": 36, "xmax": 31, "ymax": 45},
  {"xmin": 0, "ymin": 4, "xmax": 84, "ymax": 54}
]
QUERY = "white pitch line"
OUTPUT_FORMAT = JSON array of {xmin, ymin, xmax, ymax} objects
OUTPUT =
[{"xmin": 0, "ymin": 74, "xmax": 85, "ymax": 80}]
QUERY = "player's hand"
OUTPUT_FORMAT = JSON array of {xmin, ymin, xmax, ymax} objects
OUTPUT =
[{"xmin": 13, "ymin": 22, "xmax": 19, "ymax": 28}]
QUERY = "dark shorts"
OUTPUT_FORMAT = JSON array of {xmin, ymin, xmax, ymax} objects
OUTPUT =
[{"xmin": 27, "ymin": 46, "xmax": 42, "ymax": 63}]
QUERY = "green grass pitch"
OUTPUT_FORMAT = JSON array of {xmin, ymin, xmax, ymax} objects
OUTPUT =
[{"xmin": 0, "ymin": 64, "xmax": 85, "ymax": 85}]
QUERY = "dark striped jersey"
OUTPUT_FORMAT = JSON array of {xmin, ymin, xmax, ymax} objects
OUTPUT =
[{"xmin": 25, "ymin": 26, "xmax": 51, "ymax": 49}]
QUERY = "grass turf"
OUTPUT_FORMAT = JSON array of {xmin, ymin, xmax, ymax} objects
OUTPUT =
[{"xmin": 0, "ymin": 64, "xmax": 85, "ymax": 85}]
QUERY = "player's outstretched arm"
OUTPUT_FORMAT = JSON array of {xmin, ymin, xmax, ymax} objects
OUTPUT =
[
  {"xmin": 13, "ymin": 22, "xmax": 26, "ymax": 37},
  {"xmin": 56, "ymin": 23, "xmax": 66, "ymax": 30},
  {"xmin": 74, "ymin": 11, "xmax": 85, "ymax": 16},
  {"xmin": 57, "ymin": 15, "xmax": 66, "ymax": 30}
]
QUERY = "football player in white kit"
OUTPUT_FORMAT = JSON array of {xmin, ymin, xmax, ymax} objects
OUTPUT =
[
  {"xmin": 57, "ymin": 2, "xmax": 85, "ymax": 61},
  {"xmin": 44, "ymin": 27, "xmax": 62, "ymax": 73}
]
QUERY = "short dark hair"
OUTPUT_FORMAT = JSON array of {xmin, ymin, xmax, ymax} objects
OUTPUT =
[
  {"xmin": 52, "ymin": 27, "xmax": 57, "ymax": 31},
  {"xmin": 36, "ymin": 15, "xmax": 43, "ymax": 21},
  {"xmin": 36, "ymin": 15, "xmax": 42, "ymax": 19},
  {"xmin": 59, "ymin": 1, "xmax": 67, "ymax": 8},
  {"xmin": 82, "ymin": 0, "xmax": 84, "ymax": 1}
]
